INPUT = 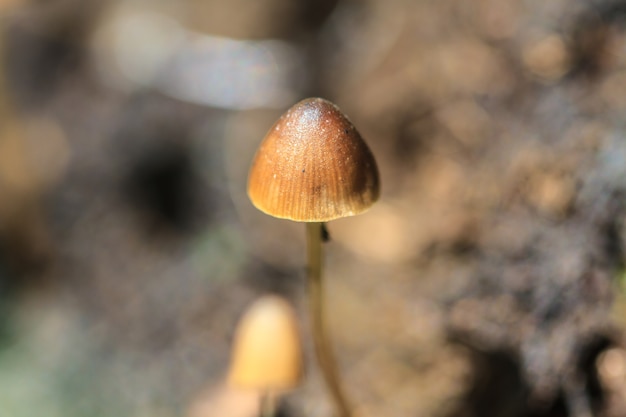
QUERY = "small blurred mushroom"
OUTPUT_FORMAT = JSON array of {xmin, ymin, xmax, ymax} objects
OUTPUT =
[{"xmin": 229, "ymin": 295, "xmax": 303, "ymax": 416}]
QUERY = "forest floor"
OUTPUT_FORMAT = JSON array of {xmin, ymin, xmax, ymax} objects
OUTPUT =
[{"xmin": 1, "ymin": 1, "xmax": 626, "ymax": 417}]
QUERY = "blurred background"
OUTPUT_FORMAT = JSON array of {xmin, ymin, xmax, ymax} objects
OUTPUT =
[{"xmin": 1, "ymin": 0, "xmax": 626, "ymax": 416}]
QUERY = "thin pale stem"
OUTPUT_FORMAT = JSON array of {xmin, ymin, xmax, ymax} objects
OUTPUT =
[
  {"xmin": 306, "ymin": 222, "xmax": 352, "ymax": 417},
  {"xmin": 259, "ymin": 392, "xmax": 275, "ymax": 417}
]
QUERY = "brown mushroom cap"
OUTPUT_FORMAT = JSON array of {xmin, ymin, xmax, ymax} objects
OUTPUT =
[{"xmin": 247, "ymin": 98, "xmax": 380, "ymax": 222}]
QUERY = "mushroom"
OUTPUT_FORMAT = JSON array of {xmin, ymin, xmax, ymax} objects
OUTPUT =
[
  {"xmin": 247, "ymin": 97, "xmax": 380, "ymax": 417},
  {"xmin": 228, "ymin": 295, "xmax": 303, "ymax": 417}
]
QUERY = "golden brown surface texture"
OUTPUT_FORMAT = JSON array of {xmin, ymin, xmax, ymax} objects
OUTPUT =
[{"xmin": 247, "ymin": 98, "xmax": 380, "ymax": 222}]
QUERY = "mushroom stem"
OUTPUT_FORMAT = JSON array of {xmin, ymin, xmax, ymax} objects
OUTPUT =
[
  {"xmin": 259, "ymin": 392, "xmax": 276, "ymax": 417},
  {"xmin": 306, "ymin": 221, "xmax": 352, "ymax": 417}
]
